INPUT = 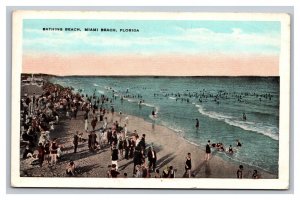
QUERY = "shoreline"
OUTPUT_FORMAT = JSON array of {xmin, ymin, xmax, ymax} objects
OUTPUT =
[
  {"xmin": 122, "ymin": 113, "xmax": 277, "ymax": 178},
  {"xmin": 19, "ymin": 76, "xmax": 277, "ymax": 179},
  {"xmin": 139, "ymin": 114, "xmax": 277, "ymax": 176}
]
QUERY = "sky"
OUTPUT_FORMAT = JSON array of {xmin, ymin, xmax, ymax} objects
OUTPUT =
[{"xmin": 22, "ymin": 19, "xmax": 281, "ymax": 76}]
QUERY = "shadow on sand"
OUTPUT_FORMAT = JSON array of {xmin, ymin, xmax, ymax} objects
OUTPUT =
[
  {"xmin": 76, "ymin": 164, "xmax": 100, "ymax": 176},
  {"xmin": 191, "ymin": 150, "xmax": 217, "ymax": 178},
  {"xmin": 156, "ymin": 153, "xmax": 176, "ymax": 169}
]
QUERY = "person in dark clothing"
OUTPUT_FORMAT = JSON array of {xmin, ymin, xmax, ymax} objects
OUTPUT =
[
  {"xmin": 111, "ymin": 106, "xmax": 115, "ymax": 116},
  {"xmin": 147, "ymin": 146, "xmax": 157, "ymax": 172},
  {"xmin": 133, "ymin": 147, "xmax": 143, "ymax": 174},
  {"xmin": 22, "ymin": 131, "xmax": 35, "ymax": 148},
  {"xmin": 111, "ymin": 131, "xmax": 118, "ymax": 146},
  {"xmin": 37, "ymin": 143, "xmax": 45, "ymax": 167},
  {"xmin": 124, "ymin": 137, "xmax": 131, "ymax": 160},
  {"xmin": 236, "ymin": 139, "xmax": 242, "ymax": 147},
  {"xmin": 138, "ymin": 134, "xmax": 146, "ymax": 152},
  {"xmin": 205, "ymin": 140, "xmax": 211, "ymax": 161},
  {"xmin": 88, "ymin": 132, "xmax": 92, "ymax": 149},
  {"xmin": 73, "ymin": 132, "xmax": 79, "ymax": 153},
  {"xmin": 91, "ymin": 117, "xmax": 97, "ymax": 131},
  {"xmin": 23, "ymin": 145, "xmax": 33, "ymax": 159},
  {"xmin": 73, "ymin": 107, "xmax": 78, "ymax": 119},
  {"xmin": 115, "ymin": 120, "xmax": 119, "ymax": 130},
  {"xmin": 169, "ymin": 166, "xmax": 175, "ymax": 178},
  {"xmin": 44, "ymin": 142, "xmax": 50, "ymax": 164},
  {"xmin": 228, "ymin": 145, "xmax": 234, "ymax": 154},
  {"xmin": 99, "ymin": 113, "xmax": 103, "ymax": 122},
  {"xmin": 195, "ymin": 118, "xmax": 199, "ymax": 128},
  {"xmin": 66, "ymin": 160, "xmax": 76, "ymax": 177},
  {"xmin": 162, "ymin": 167, "xmax": 170, "ymax": 178},
  {"xmin": 242, "ymin": 112, "xmax": 247, "ymax": 121},
  {"xmin": 108, "ymin": 164, "xmax": 120, "ymax": 178},
  {"xmin": 129, "ymin": 138, "xmax": 135, "ymax": 159},
  {"xmin": 142, "ymin": 165, "xmax": 148, "ymax": 178},
  {"xmin": 252, "ymin": 169, "xmax": 259, "ymax": 179},
  {"xmin": 90, "ymin": 131, "xmax": 97, "ymax": 151},
  {"xmin": 50, "ymin": 139, "xmax": 58, "ymax": 166},
  {"xmin": 111, "ymin": 145, "xmax": 119, "ymax": 170},
  {"xmin": 237, "ymin": 165, "xmax": 243, "ymax": 178},
  {"xmin": 84, "ymin": 111, "xmax": 88, "ymax": 120},
  {"xmin": 107, "ymin": 128, "xmax": 112, "ymax": 145},
  {"xmin": 185, "ymin": 153, "xmax": 192, "ymax": 178}
]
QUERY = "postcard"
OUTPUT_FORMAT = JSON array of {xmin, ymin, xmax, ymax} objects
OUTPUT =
[{"xmin": 11, "ymin": 11, "xmax": 290, "ymax": 189}]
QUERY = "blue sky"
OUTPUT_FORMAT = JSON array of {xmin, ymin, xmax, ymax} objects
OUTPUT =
[{"xmin": 23, "ymin": 19, "xmax": 281, "ymax": 55}]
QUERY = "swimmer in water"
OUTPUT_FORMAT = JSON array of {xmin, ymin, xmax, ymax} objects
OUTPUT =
[
  {"xmin": 195, "ymin": 118, "xmax": 199, "ymax": 129},
  {"xmin": 228, "ymin": 145, "xmax": 234, "ymax": 154},
  {"xmin": 242, "ymin": 112, "xmax": 247, "ymax": 121},
  {"xmin": 151, "ymin": 109, "xmax": 157, "ymax": 118},
  {"xmin": 236, "ymin": 139, "xmax": 242, "ymax": 147}
]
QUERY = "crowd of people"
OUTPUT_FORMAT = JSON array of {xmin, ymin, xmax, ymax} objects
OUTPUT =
[
  {"xmin": 20, "ymin": 80, "xmax": 170, "ymax": 178},
  {"xmin": 20, "ymin": 81, "xmax": 80, "ymax": 168}
]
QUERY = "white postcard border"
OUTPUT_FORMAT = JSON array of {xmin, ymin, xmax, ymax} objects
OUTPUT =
[{"xmin": 11, "ymin": 11, "xmax": 290, "ymax": 189}]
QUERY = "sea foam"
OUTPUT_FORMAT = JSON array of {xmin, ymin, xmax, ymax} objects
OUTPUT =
[{"xmin": 196, "ymin": 104, "xmax": 279, "ymax": 141}]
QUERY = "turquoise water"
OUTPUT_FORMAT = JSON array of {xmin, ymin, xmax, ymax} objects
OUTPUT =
[{"xmin": 50, "ymin": 76, "xmax": 279, "ymax": 175}]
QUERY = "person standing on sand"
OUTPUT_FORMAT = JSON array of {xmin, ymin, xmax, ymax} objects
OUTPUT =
[
  {"xmin": 73, "ymin": 132, "xmax": 79, "ymax": 153},
  {"xmin": 117, "ymin": 136, "xmax": 124, "ymax": 159},
  {"xmin": 185, "ymin": 153, "xmax": 192, "ymax": 178},
  {"xmin": 107, "ymin": 128, "xmax": 112, "ymax": 145},
  {"xmin": 252, "ymin": 169, "xmax": 259, "ymax": 179},
  {"xmin": 138, "ymin": 134, "xmax": 146, "ymax": 153},
  {"xmin": 44, "ymin": 142, "xmax": 50, "ymax": 164},
  {"xmin": 91, "ymin": 117, "xmax": 97, "ymax": 131},
  {"xmin": 124, "ymin": 137, "xmax": 131, "ymax": 160},
  {"xmin": 237, "ymin": 165, "xmax": 243, "ymax": 178},
  {"xmin": 88, "ymin": 132, "xmax": 92, "ymax": 150},
  {"xmin": 103, "ymin": 117, "xmax": 108, "ymax": 129},
  {"xmin": 169, "ymin": 166, "xmax": 175, "ymax": 178},
  {"xmin": 133, "ymin": 147, "xmax": 143, "ymax": 175},
  {"xmin": 205, "ymin": 140, "xmax": 211, "ymax": 161},
  {"xmin": 84, "ymin": 111, "xmax": 89, "ymax": 132},
  {"xmin": 50, "ymin": 139, "xmax": 58, "ymax": 166},
  {"xmin": 37, "ymin": 143, "xmax": 45, "ymax": 167},
  {"xmin": 147, "ymin": 146, "xmax": 157, "ymax": 172},
  {"xmin": 99, "ymin": 110, "xmax": 103, "ymax": 123},
  {"xmin": 111, "ymin": 145, "xmax": 119, "ymax": 170},
  {"xmin": 111, "ymin": 106, "xmax": 115, "ymax": 116},
  {"xmin": 90, "ymin": 131, "xmax": 97, "ymax": 151},
  {"xmin": 124, "ymin": 124, "xmax": 128, "ymax": 137},
  {"xmin": 135, "ymin": 134, "xmax": 141, "ymax": 147},
  {"xmin": 129, "ymin": 137, "xmax": 135, "ymax": 159}
]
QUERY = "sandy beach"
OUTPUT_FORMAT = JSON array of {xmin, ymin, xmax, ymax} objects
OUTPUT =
[{"xmin": 20, "ymin": 97, "xmax": 277, "ymax": 179}]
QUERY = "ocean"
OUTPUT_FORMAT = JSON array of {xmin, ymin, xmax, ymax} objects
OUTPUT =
[{"xmin": 50, "ymin": 76, "xmax": 279, "ymax": 175}]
